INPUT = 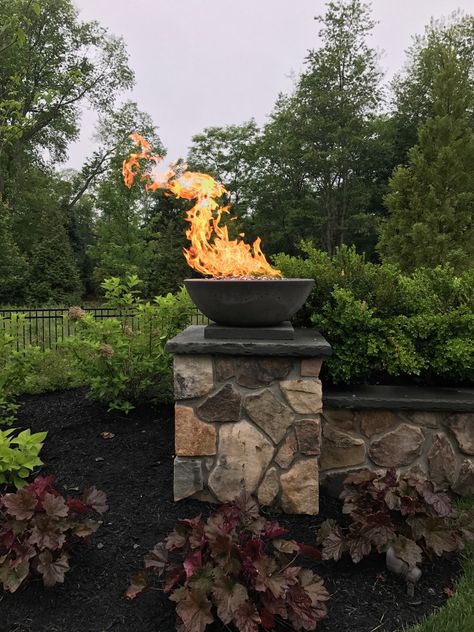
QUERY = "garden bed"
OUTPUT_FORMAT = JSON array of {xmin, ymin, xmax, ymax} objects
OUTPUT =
[{"xmin": 1, "ymin": 389, "xmax": 463, "ymax": 632}]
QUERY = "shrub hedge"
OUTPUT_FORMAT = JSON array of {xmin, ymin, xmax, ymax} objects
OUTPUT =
[{"xmin": 274, "ymin": 244, "xmax": 474, "ymax": 386}]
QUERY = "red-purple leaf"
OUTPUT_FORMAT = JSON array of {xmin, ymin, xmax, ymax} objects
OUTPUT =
[
  {"xmin": 391, "ymin": 536, "xmax": 423, "ymax": 568},
  {"xmin": 144, "ymin": 543, "xmax": 168, "ymax": 574},
  {"xmin": 299, "ymin": 568, "xmax": 330, "ymax": 606},
  {"xmin": 347, "ymin": 534, "xmax": 372, "ymax": 564},
  {"xmin": 171, "ymin": 587, "xmax": 213, "ymax": 632},
  {"xmin": 82, "ymin": 487, "xmax": 108, "ymax": 514},
  {"xmin": 164, "ymin": 566, "xmax": 183, "ymax": 592},
  {"xmin": 0, "ymin": 560, "xmax": 29, "ymax": 593},
  {"xmin": 234, "ymin": 602, "xmax": 261, "ymax": 632},
  {"xmin": 25, "ymin": 476, "xmax": 55, "ymax": 500},
  {"xmin": 66, "ymin": 497, "xmax": 88, "ymax": 515},
  {"xmin": 321, "ymin": 529, "xmax": 345, "ymax": 561},
  {"xmin": 212, "ymin": 576, "xmax": 249, "ymax": 624},
  {"xmin": 263, "ymin": 521, "xmax": 289, "ymax": 539},
  {"xmin": 29, "ymin": 516, "xmax": 66, "ymax": 550},
  {"xmin": 3, "ymin": 489, "xmax": 37, "ymax": 520},
  {"xmin": 254, "ymin": 556, "xmax": 288, "ymax": 598},
  {"xmin": 298, "ymin": 543, "xmax": 322, "ymax": 559},
  {"xmin": 423, "ymin": 518, "xmax": 459, "ymax": 556},
  {"xmin": 287, "ymin": 583, "xmax": 319, "ymax": 631},
  {"xmin": 42, "ymin": 493, "xmax": 68, "ymax": 518},
  {"xmin": 37, "ymin": 550, "xmax": 70, "ymax": 587},
  {"xmin": 126, "ymin": 571, "xmax": 148, "ymax": 600},
  {"xmin": 183, "ymin": 550, "xmax": 202, "ymax": 579},
  {"xmin": 11, "ymin": 543, "xmax": 36, "ymax": 569},
  {"xmin": 166, "ymin": 525, "xmax": 189, "ymax": 550},
  {"xmin": 72, "ymin": 518, "xmax": 102, "ymax": 538}
]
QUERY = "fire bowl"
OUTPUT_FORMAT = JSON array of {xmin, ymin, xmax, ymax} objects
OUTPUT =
[{"xmin": 184, "ymin": 278, "xmax": 315, "ymax": 327}]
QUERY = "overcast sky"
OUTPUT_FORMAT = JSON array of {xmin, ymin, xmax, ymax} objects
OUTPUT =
[{"xmin": 67, "ymin": 0, "xmax": 471, "ymax": 168}]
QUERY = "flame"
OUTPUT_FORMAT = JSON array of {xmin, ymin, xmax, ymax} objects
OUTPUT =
[{"xmin": 122, "ymin": 134, "xmax": 281, "ymax": 278}]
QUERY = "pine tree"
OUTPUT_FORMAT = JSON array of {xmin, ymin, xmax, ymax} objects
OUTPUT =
[
  {"xmin": 379, "ymin": 45, "xmax": 474, "ymax": 272},
  {"xmin": 27, "ymin": 209, "xmax": 83, "ymax": 305}
]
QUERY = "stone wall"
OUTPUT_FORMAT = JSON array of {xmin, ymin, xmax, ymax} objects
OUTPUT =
[
  {"xmin": 320, "ymin": 408, "xmax": 474, "ymax": 496},
  {"xmin": 172, "ymin": 354, "xmax": 325, "ymax": 514}
]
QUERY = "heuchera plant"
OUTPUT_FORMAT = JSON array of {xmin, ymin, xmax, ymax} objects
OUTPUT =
[
  {"xmin": 0, "ymin": 475, "xmax": 108, "ymax": 592},
  {"xmin": 317, "ymin": 469, "xmax": 474, "ymax": 584},
  {"xmin": 127, "ymin": 494, "xmax": 329, "ymax": 632}
]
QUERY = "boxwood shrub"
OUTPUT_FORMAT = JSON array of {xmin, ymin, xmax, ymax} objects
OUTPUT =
[{"xmin": 274, "ymin": 243, "xmax": 474, "ymax": 386}]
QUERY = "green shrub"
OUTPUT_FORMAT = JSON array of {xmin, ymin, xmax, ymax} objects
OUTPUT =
[
  {"xmin": 65, "ymin": 275, "xmax": 193, "ymax": 412},
  {"xmin": 24, "ymin": 347, "xmax": 85, "ymax": 395},
  {"xmin": 274, "ymin": 243, "xmax": 474, "ymax": 385},
  {"xmin": 0, "ymin": 428, "xmax": 46, "ymax": 488},
  {"xmin": 0, "ymin": 314, "xmax": 39, "ymax": 425}
]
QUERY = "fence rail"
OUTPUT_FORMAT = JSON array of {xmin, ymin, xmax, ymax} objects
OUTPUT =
[{"xmin": 0, "ymin": 306, "xmax": 208, "ymax": 351}]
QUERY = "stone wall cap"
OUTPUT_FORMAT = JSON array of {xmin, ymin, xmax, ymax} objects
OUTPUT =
[
  {"xmin": 324, "ymin": 385, "xmax": 474, "ymax": 412},
  {"xmin": 165, "ymin": 325, "xmax": 332, "ymax": 357}
]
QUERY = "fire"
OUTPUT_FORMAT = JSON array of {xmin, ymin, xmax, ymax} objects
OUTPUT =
[{"xmin": 122, "ymin": 134, "xmax": 281, "ymax": 278}]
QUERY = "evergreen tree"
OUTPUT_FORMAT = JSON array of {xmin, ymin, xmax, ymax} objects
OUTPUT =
[
  {"xmin": 379, "ymin": 46, "xmax": 474, "ymax": 272},
  {"xmin": 87, "ymin": 105, "xmax": 163, "ymax": 293},
  {"xmin": 88, "ymin": 162, "xmax": 150, "ymax": 290},
  {"xmin": 27, "ymin": 209, "xmax": 83, "ymax": 305},
  {"xmin": 144, "ymin": 192, "xmax": 190, "ymax": 296},
  {"xmin": 391, "ymin": 14, "xmax": 474, "ymax": 167},
  {"xmin": 0, "ymin": 199, "xmax": 27, "ymax": 305}
]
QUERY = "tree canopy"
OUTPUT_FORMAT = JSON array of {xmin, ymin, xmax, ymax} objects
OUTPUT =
[{"xmin": 0, "ymin": 0, "xmax": 472, "ymax": 305}]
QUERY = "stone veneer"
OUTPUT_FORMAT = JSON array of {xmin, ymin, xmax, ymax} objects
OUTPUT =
[
  {"xmin": 320, "ymin": 386, "xmax": 474, "ymax": 496},
  {"xmin": 166, "ymin": 326, "xmax": 331, "ymax": 515}
]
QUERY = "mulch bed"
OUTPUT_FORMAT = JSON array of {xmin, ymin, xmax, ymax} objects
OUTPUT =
[{"xmin": 0, "ymin": 389, "xmax": 463, "ymax": 632}]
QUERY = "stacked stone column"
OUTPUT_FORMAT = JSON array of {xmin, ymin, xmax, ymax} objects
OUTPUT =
[{"xmin": 166, "ymin": 326, "xmax": 331, "ymax": 515}]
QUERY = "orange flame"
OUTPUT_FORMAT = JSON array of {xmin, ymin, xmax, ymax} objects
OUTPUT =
[{"xmin": 122, "ymin": 134, "xmax": 281, "ymax": 278}]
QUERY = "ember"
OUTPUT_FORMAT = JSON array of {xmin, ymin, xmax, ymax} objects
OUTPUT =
[{"xmin": 122, "ymin": 134, "xmax": 281, "ymax": 279}]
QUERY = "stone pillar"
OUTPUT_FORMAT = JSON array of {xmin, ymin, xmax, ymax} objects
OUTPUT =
[{"xmin": 165, "ymin": 326, "xmax": 331, "ymax": 515}]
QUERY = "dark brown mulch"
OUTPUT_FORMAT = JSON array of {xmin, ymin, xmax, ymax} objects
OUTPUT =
[{"xmin": 0, "ymin": 389, "xmax": 462, "ymax": 632}]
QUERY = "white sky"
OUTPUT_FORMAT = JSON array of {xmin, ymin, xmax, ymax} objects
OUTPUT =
[{"xmin": 67, "ymin": 0, "xmax": 472, "ymax": 168}]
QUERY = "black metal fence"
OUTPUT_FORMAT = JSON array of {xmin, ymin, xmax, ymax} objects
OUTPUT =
[{"xmin": 0, "ymin": 306, "xmax": 208, "ymax": 351}]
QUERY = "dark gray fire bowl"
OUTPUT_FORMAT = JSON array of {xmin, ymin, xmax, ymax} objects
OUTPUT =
[{"xmin": 184, "ymin": 278, "xmax": 315, "ymax": 327}]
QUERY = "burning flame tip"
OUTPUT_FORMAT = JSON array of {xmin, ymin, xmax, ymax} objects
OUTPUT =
[{"xmin": 122, "ymin": 133, "xmax": 281, "ymax": 279}]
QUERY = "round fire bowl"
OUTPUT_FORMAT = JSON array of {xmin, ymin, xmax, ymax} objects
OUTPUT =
[{"xmin": 184, "ymin": 278, "xmax": 315, "ymax": 327}]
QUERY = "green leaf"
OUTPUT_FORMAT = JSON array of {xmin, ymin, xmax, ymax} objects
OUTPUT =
[{"xmin": 16, "ymin": 28, "xmax": 26, "ymax": 46}]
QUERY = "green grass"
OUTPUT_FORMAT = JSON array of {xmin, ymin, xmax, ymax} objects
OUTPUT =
[{"xmin": 407, "ymin": 498, "xmax": 474, "ymax": 632}]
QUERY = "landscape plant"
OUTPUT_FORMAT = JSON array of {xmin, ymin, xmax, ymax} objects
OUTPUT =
[
  {"xmin": 0, "ymin": 313, "xmax": 39, "ymax": 425},
  {"xmin": 0, "ymin": 475, "xmax": 108, "ymax": 592},
  {"xmin": 0, "ymin": 428, "xmax": 46, "ymax": 489},
  {"xmin": 317, "ymin": 469, "xmax": 474, "ymax": 594},
  {"xmin": 65, "ymin": 275, "xmax": 193, "ymax": 412},
  {"xmin": 275, "ymin": 243, "xmax": 474, "ymax": 386},
  {"xmin": 127, "ymin": 493, "xmax": 329, "ymax": 632}
]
